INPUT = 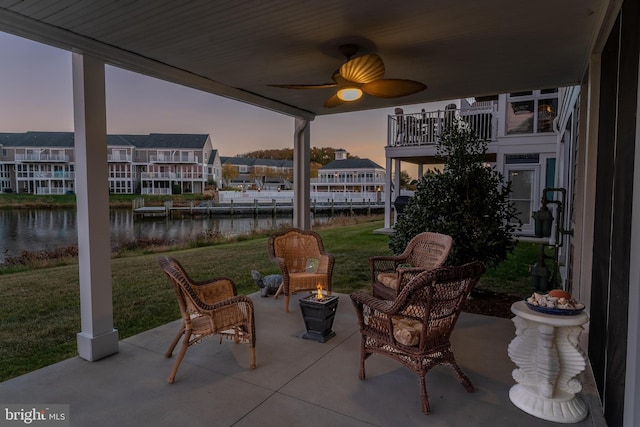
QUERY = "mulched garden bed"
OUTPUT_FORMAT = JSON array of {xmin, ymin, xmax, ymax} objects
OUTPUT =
[{"xmin": 462, "ymin": 289, "xmax": 523, "ymax": 319}]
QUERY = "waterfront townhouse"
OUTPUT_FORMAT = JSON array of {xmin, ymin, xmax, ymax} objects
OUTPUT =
[
  {"xmin": 106, "ymin": 134, "xmax": 136, "ymax": 194},
  {"xmin": 312, "ymin": 148, "xmax": 385, "ymax": 200},
  {"xmin": 129, "ymin": 133, "xmax": 215, "ymax": 195},
  {"xmin": 0, "ymin": 132, "xmax": 221, "ymax": 195},
  {"xmin": 0, "ymin": 132, "xmax": 76, "ymax": 194}
]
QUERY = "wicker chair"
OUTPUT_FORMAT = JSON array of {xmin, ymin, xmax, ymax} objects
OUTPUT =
[
  {"xmin": 370, "ymin": 232, "xmax": 453, "ymax": 300},
  {"xmin": 351, "ymin": 261, "xmax": 485, "ymax": 414},
  {"xmin": 268, "ymin": 228, "xmax": 335, "ymax": 312},
  {"xmin": 157, "ymin": 256, "xmax": 256, "ymax": 383}
]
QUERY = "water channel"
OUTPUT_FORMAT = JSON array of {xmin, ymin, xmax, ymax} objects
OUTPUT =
[{"xmin": 0, "ymin": 209, "xmax": 322, "ymax": 263}]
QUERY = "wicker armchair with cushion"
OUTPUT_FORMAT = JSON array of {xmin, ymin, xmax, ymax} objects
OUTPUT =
[
  {"xmin": 268, "ymin": 228, "xmax": 335, "ymax": 312},
  {"xmin": 157, "ymin": 256, "xmax": 256, "ymax": 383},
  {"xmin": 351, "ymin": 261, "xmax": 485, "ymax": 414},
  {"xmin": 370, "ymin": 232, "xmax": 453, "ymax": 300}
]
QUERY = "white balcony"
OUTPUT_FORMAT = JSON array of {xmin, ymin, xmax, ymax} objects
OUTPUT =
[
  {"xmin": 312, "ymin": 177, "xmax": 385, "ymax": 185},
  {"xmin": 140, "ymin": 187, "xmax": 172, "ymax": 195},
  {"xmin": 35, "ymin": 187, "xmax": 72, "ymax": 195},
  {"xmin": 16, "ymin": 172, "xmax": 75, "ymax": 179},
  {"xmin": 388, "ymin": 106, "xmax": 497, "ymax": 147},
  {"xmin": 108, "ymin": 154, "xmax": 132, "ymax": 162},
  {"xmin": 140, "ymin": 172, "xmax": 204, "ymax": 179},
  {"xmin": 15, "ymin": 153, "xmax": 70, "ymax": 162},
  {"xmin": 149, "ymin": 154, "xmax": 200, "ymax": 164}
]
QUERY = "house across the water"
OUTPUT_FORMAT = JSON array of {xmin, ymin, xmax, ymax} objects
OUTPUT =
[{"xmin": 0, "ymin": 132, "xmax": 222, "ymax": 195}]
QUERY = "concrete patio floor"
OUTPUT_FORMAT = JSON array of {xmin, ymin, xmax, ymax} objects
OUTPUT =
[{"xmin": 0, "ymin": 292, "xmax": 605, "ymax": 426}]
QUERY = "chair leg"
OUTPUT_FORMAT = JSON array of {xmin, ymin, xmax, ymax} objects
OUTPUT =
[
  {"xmin": 273, "ymin": 283, "xmax": 284, "ymax": 299},
  {"xmin": 441, "ymin": 348, "xmax": 474, "ymax": 392},
  {"xmin": 284, "ymin": 294, "xmax": 290, "ymax": 312},
  {"xmin": 359, "ymin": 339, "xmax": 367, "ymax": 380},
  {"xmin": 165, "ymin": 325, "xmax": 185, "ymax": 358},
  {"xmin": 419, "ymin": 375, "xmax": 431, "ymax": 414},
  {"xmin": 450, "ymin": 362, "xmax": 475, "ymax": 392},
  {"xmin": 167, "ymin": 330, "xmax": 191, "ymax": 384},
  {"xmin": 249, "ymin": 345, "xmax": 256, "ymax": 370}
]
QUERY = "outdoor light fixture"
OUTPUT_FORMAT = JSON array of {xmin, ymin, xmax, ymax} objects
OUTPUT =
[{"xmin": 336, "ymin": 87, "xmax": 363, "ymax": 102}]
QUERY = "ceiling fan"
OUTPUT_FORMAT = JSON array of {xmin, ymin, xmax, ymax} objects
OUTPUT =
[{"xmin": 269, "ymin": 44, "xmax": 427, "ymax": 108}]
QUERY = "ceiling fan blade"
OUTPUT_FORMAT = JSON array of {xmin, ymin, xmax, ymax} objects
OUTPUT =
[
  {"xmin": 324, "ymin": 94, "xmax": 345, "ymax": 108},
  {"xmin": 340, "ymin": 54, "xmax": 385, "ymax": 84},
  {"xmin": 268, "ymin": 83, "xmax": 337, "ymax": 89},
  {"xmin": 362, "ymin": 79, "xmax": 427, "ymax": 98}
]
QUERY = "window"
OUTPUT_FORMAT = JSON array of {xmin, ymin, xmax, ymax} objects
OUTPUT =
[
  {"xmin": 537, "ymin": 98, "xmax": 558, "ymax": 133},
  {"xmin": 506, "ymin": 89, "xmax": 558, "ymax": 135},
  {"xmin": 506, "ymin": 166, "xmax": 539, "ymax": 234}
]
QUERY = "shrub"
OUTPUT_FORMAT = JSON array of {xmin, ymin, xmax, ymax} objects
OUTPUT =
[{"xmin": 390, "ymin": 118, "xmax": 521, "ymax": 268}]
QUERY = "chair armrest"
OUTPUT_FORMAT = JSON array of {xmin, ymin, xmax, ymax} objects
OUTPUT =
[
  {"xmin": 316, "ymin": 253, "xmax": 334, "ymax": 274},
  {"xmin": 269, "ymin": 255, "xmax": 290, "ymax": 276},
  {"xmin": 369, "ymin": 255, "xmax": 411, "ymax": 282},
  {"xmin": 350, "ymin": 291, "xmax": 395, "ymax": 315},
  {"xmin": 199, "ymin": 294, "xmax": 254, "ymax": 312},
  {"xmin": 395, "ymin": 267, "xmax": 428, "ymax": 292},
  {"xmin": 350, "ymin": 291, "xmax": 396, "ymax": 336}
]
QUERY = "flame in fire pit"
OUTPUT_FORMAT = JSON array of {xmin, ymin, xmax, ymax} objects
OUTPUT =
[{"xmin": 316, "ymin": 284, "xmax": 324, "ymax": 300}]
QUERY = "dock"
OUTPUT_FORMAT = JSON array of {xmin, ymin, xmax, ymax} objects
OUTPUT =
[{"xmin": 132, "ymin": 198, "xmax": 384, "ymax": 219}]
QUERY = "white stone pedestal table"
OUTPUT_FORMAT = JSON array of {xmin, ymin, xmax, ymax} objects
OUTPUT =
[{"xmin": 508, "ymin": 301, "xmax": 589, "ymax": 423}]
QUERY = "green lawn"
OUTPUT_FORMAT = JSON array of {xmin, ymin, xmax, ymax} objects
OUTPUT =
[{"xmin": 0, "ymin": 220, "xmax": 536, "ymax": 382}]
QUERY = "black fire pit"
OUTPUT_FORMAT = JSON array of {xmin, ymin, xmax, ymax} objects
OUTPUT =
[{"xmin": 298, "ymin": 294, "xmax": 339, "ymax": 342}]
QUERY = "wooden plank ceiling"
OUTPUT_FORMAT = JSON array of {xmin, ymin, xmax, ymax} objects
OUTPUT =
[{"xmin": 0, "ymin": 0, "xmax": 610, "ymax": 118}]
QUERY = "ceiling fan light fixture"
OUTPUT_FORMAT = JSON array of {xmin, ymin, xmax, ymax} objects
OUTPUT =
[{"xmin": 336, "ymin": 87, "xmax": 363, "ymax": 102}]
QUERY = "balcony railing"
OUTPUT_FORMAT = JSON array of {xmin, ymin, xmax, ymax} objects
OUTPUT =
[
  {"xmin": 108, "ymin": 154, "xmax": 132, "ymax": 162},
  {"xmin": 141, "ymin": 188, "xmax": 172, "ymax": 195},
  {"xmin": 140, "ymin": 172, "xmax": 204, "ymax": 179},
  {"xmin": 15, "ymin": 153, "xmax": 70, "ymax": 162},
  {"xmin": 311, "ymin": 177, "xmax": 386, "ymax": 184},
  {"xmin": 16, "ymin": 172, "xmax": 75, "ymax": 179},
  {"xmin": 388, "ymin": 105, "xmax": 497, "ymax": 147},
  {"xmin": 36, "ymin": 187, "xmax": 71, "ymax": 195},
  {"xmin": 149, "ymin": 154, "xmax": 200, "ymax": 163}
]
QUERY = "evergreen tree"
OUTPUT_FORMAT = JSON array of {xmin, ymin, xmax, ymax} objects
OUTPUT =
[{"xmin": 390, "ymin": 118, "xmax": 521, "ymax": 267}]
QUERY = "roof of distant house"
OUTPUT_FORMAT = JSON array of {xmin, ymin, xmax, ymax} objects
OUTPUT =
[
  {"xmin": 0, "ymin": 132, "xmax": 211, "ymax": 149},
  {"xmin": 221, "ymin": 156, "xmax": 293, "ymax": 167},
  {"xmin": 320, "ymin": 158, "xmax": 383, "ymax": 170},
  {"xmin": 128, "ymin": 133, "xmax": 210, "ymax": 149},
  {"xmin": 0, "ymin": 132, "xmax": 75, "ymax": 147},
  {"xmin": 207, "ymin": 149, "xmax": 220, "ymax": 164}
]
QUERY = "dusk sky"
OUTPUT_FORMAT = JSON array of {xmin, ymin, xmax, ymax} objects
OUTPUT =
[{"xmin": 1, "ymin": 31, "xmax": 452, "ymax": 178}]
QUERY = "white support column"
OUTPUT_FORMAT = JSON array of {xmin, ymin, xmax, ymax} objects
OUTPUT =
[
  {"xmin": 393, "ymin": 158, "xmax": 401, "ymax": 225},
  {"xmin": 293, "ymin": 117, "xmax": 311, "ymax": 230},
  {"xmin": 384, "ymin": 155, "xmax": 393, "ymax": 229},
  {"xmin": 72, "ymin": 52, "xmax": 119, "ymax": 361},
  {"xmin": 574, "ymin": 58, "xmax": 601, "ymax": 311},
  {"xmin": 417, "ymin": 164, "xmax": 424, "ymax": 179}
]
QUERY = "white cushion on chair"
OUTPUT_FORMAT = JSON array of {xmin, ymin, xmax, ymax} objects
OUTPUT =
[
  {"xmin": 392, "ymin": 316, "xmax": 423, "ymax": 346},
  {"xmin": 377, "ymin": 272, "xmax": 399, "ymax": 290}
]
